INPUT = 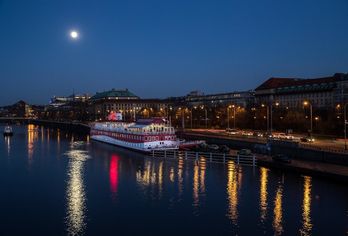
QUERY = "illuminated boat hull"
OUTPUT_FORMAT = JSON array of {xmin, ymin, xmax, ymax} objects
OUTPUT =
[{"xmin": 90, "ymin": 134, "xmax": 179, "ymax": 153}]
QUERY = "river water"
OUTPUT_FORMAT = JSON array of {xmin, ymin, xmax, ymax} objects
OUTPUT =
[{"xmin": 0, "ymin": 124, "xmax": 347, "ymax": 235}]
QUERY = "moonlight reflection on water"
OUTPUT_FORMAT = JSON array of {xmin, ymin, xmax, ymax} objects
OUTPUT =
[{"xmin": 65, "ymin": 147, "xmax": 90, "ymax": 235}]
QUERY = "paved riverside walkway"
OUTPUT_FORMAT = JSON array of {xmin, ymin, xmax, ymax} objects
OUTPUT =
[{"xmin": 257, "ymin": 155, "xmax": 348, "ymax": 181}]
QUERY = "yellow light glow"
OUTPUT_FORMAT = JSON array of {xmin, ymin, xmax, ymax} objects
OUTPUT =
[
  {"xmin": 200, "ymin": 157, "xmax": 206, "ymax": 193},
  {"xmin": 273, "ymin": 184, "xmax": 283, "ymax": 235},
  {"xmin": 227, "ymin": 161, "xmax": 239, "ymax": 225},
  {"xmin": 300, "ymin": 176, "xmax": 312, "ymax": 236},
  {"xmin": 193, "ymin": 163, "xmax": 199, "ymax": 208},
  {"xmin": 260, "ymin": 167, "xmax": 269, "ymax": 223}
]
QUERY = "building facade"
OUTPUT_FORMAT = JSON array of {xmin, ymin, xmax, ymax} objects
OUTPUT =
[
  {"xmin": 184, "ymin": 90, "xmax": 255, "ymax": 108},
  {"xmin": 90, "ymin": 89, "xmax": 167, "ymax": 121},
  {"xmin": 255, "ymin": 73, "xmax": 348, "ymax": 108}
]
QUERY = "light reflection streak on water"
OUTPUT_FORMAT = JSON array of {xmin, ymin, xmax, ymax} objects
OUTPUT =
[
  {"xmin": 226, "ymin": 160, "xmax": 239, "ymax": 225},
  {"xmin": 199, "ymin": 157, "xmax": 206, "ymax": 193},
  {"xmin": 27, "ymin": 124, "xmax": 38, "ymax": 163},
  {"xmin": 260, "ymin": 167, "xmax": 269, "ymax": 223},
  {"xmin": 57, "ymin": 129, "xmax": 60, "ymax": 144},
  {"xmin": 169, "ymin": 167, "xmax": 175, "ymax": 183},
  {"xmin": 136, "ymin": 160, "xmax": 164, "ymax": 199},
  {"xmin": 300, "ymin": 176, "xmax": 312, "ymax": 236},
  {"xmin": 193, "ymin": 163, "xmax": 199, "ymax": 208},
  {"xmin": 177, "ymin": 157, "xmax": 184, "ymax": 197},
  {"xmin": 47, "ymin": 128, "xmax": 50, "ymax": 143},
  {"xmin": 4, "ymin": 136, "xmax": 11, "ymax": 156},
  {"xmin": 41, "ymin": 127, "xmax": 44, "ymax": 142},
  {"xmin": 273, "ymin": 183, "xmax": 283, "ymax": 236},
  {"xmin": 109, "ymin": 155, "xmax": 120, "ymax": 201},
  {"xmin": 192, "ymin": 157, "xmax": 207, "ymax": 211},
  {"xmin": 65, "ymin": 149, "xmax": 89, "ymax": 236},
  {"xmin": 158, "ymin": 161, "xmax": 163, "ymax": 197}
]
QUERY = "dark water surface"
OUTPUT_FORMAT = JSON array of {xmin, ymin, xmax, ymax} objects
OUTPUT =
[{"xmin": 0, "ymin": 125, "xmax": 347, "ymax": 235}]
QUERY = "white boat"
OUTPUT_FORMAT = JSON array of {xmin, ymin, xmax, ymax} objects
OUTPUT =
[
  {"xmin": 90, "ymin": 118, "xmax": 179, "ymax": 152},
  {"xmin": 3, "ymin": 125, "xmax": 13, "ymax": 136}
]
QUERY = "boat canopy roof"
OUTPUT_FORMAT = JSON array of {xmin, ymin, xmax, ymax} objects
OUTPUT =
[{"xmin": 136, "ymin": 118, "xmax": 166, "ymax": 125}]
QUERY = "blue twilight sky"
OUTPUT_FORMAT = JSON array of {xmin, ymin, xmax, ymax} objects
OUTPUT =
[{"xmin": 0, "ymin": 0, "xmax": 348, "ymax": 105}]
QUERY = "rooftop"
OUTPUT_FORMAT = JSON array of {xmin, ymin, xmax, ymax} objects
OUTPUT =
[
  {"xmin": 91, "ymin": 89, "xmax": 139, "ymax": 100},
  {"xmin": 255, "ymin": 73, "xmax": 348, "ymax": 91}
]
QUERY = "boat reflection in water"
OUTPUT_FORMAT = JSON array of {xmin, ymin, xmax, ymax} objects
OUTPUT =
[
  {"xmin": 5, "ymin": 136, "xmax": 11, "ymax": 156},
  {"xmin": 259, "ymin": 167, "xmax": 269, "ymax": 223},
  {"xmin": 226, "ymin": 160, "xmax": 242, "ymax": 225},
  {"xmin": 300, "ymin": 176, "xmax": 313, "ymax": 236},
  {"xmin": 192, "ymin": 157, "xmax": 206, "ymax": 214},
  {"xmin": 177, "ymin": 157, "xmax": 184, "ymax": 197},
  {"xmin": 109, "ymin": 154, "xmax": 120, "ymax": 201},
  {"xmin": 273, "ymin": 182, "xmax": 284, "ymax": 236},
  {"xmin": 65, "ymin": 147, "xmax": 90, "ymax": 235},
  {"xmin": 27, "ymin": 124, "xmax": 38, "ymax": 163},
  {"xmin": 136, "ymin": 159, "xmax": 164, "ymax": 199}
]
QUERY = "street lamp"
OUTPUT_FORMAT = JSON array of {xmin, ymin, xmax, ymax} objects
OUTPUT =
[
  {"xmin": 191, "ymin": 106, "xmax": 197, "ymax": 129},
  {"xmin": 201, "ymin": 105, "xmax": 207, "ymax": 129},
  {"xmin": 343, "ymin": 104, "xmax": 348, "ymax": 150},
  {"xmin": 303, "ymin": 101, "xmax": 313, "ymax": 136},
  {"xmin": 261, "ymin": 102, "xmax": 279, "ymax": 135},
  {"xmin": 227, "ymin": 105, "xmax": 236, "ymax": 129}
]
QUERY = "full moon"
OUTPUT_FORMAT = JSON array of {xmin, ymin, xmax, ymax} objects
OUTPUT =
[{"xmin": 70, "ymin": 30, "xmax": 79, "ymax": 39}]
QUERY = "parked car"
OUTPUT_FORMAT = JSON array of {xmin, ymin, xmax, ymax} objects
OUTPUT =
[
  {"xmin": 253, "ymin": 131, "xmax": 264, "ymax": 137},
  {"xmin": 253, "ymin": 144, "xmax": 269, "ymax": 154},
  {"xmin": 208, "ymin": 144, "xmax": 220, "ymax": 151},
  {"xmin": 226, "ymin": 128, "xmax": 239, "ymax": 135},
  {"xmin": 219, "ymin": 145, "xmax": 230, "ymax": 153},
  {"xmin": 300, "ymin": 136, "xmax": 315, "ymax": 142},
  {"xmin": 272, "ymin": 154, "xmax": 291, "ymax": 163},
  {"xmin": 241, "ymin": 131, "xmax": 253, "ymax": 136},
  {"xmin": 237, "ymin": 149, "xmax": 252, "ymax": 156},
  {"xmin": 275, "ymin": 133, "xmax": 294, "ymax": 140}
]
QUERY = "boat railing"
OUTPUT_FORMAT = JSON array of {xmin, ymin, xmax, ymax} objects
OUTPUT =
[{"xmin": 93, "ymin": 127, "xmax": 175, "ymax": 135}]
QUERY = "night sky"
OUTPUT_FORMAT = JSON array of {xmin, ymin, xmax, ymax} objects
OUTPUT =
[{"xmin": 0, "ymin": 0, "xmax": 347, "ymax": 105}]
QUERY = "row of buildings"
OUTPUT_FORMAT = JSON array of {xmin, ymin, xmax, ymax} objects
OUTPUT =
[
  {"xmin": 42, "ymin": 73, "xmax": 348, "ymax": 121},
  {"xmin": 2, "ymin": 73, "xmax": 347, "ymax": 133}
]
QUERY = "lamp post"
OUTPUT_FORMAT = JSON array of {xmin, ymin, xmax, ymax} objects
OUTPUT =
[
  {"xmin": 227, "ymin": 106, "xmax": 230, "ymax": 129},
  {"xmin": 201, "ymin": 105, "xmax": 207, "ymax": 129},
  {"xmin": 205, "ymin": 107, "xmax": 208, "ymax": 129},
  {"xmin": 261, "ymin": 103, "xmax": 269, "ymax": 134},
  {"xmin": 271, "ymin": 102, "xmax": 280, "ymax": 134},
  {"xmin": 303, "ymin": 101, "xmax": 313, "ymax": 136},
  {"xmin": 191, "ymin": 106, "xmax": 197, "ymax": 129},
  {"xmin": 179, "ymin": 107, "xmax": 185, "ymax": 130},
  {"xmin": 344, "ymin": 104, "xmax": 348, "ymax": 150},
  {"xmin": 261, "ymin": 102, "xmax": 279, "ymax": 135},
  {"xmin": 227, "ymin": 105, "xmax": 235, "ymax": 129},
  {"xmin": 169, "ymin": 106, "xmax": 172, "ymax": 125},
  {"xmin": 233, "ymin": 105, "xmax": 236, "ymax": 129}
]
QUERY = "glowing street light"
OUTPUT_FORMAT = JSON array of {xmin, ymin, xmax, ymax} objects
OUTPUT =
[
  {"xmin": 227, "ymin": 105, "xmax": 236, "ymax": 129},
  {"xmin": 303, "ymin": 101, "xmax": 313, "ymax": 135}
]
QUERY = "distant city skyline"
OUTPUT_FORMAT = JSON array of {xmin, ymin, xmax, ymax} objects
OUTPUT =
[{"xmin": 1, "ymin": 0, "xmax": 348, "ymax": 106}]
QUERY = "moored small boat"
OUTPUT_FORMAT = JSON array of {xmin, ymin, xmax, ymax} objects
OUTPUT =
[
  {"xmin": 3, "ymin": 125, "xmax": 13, "ymax": 136},
  {"xmin": 179, "ymin": 140, "xmax": 206, "ymax": 149}
]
